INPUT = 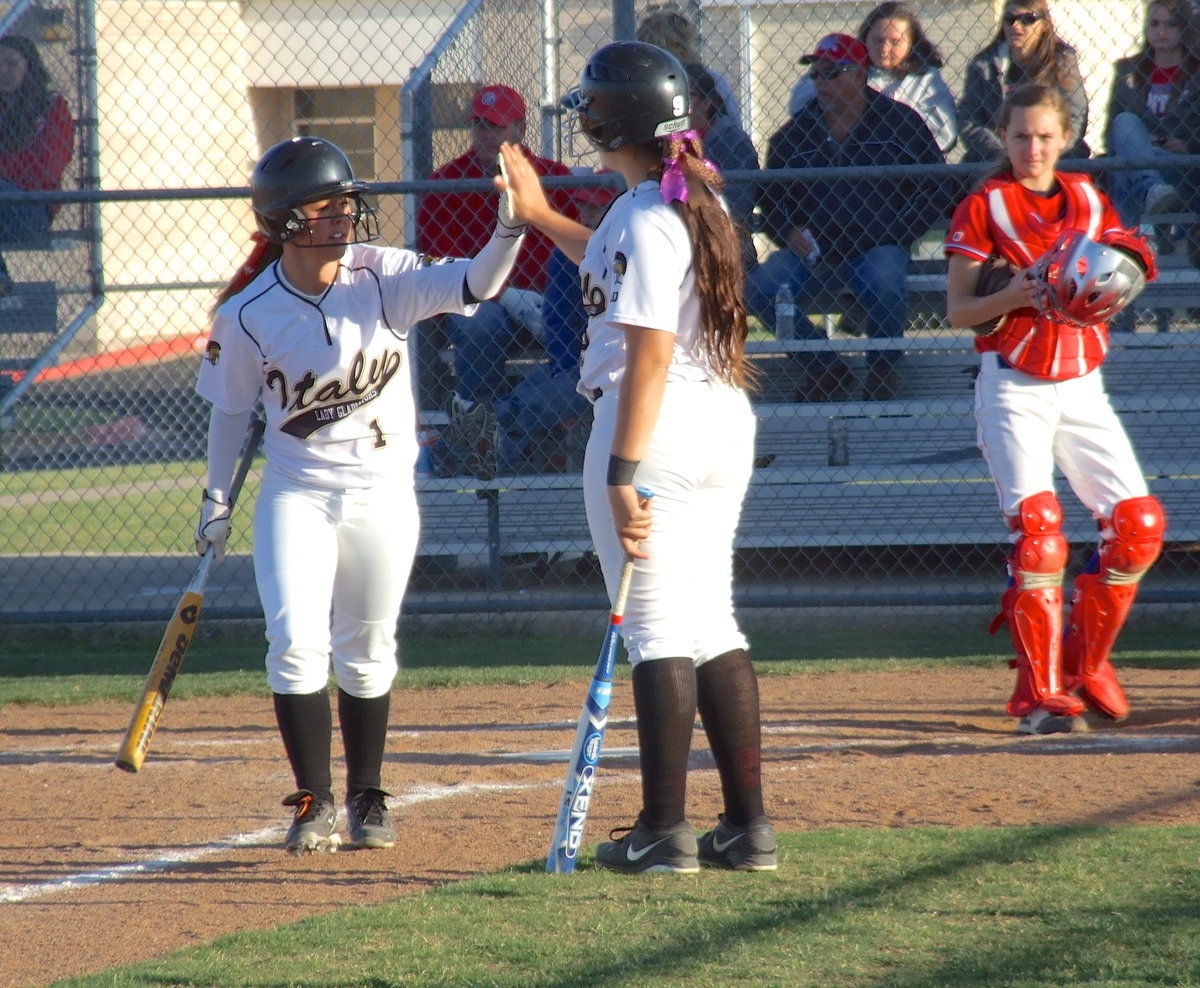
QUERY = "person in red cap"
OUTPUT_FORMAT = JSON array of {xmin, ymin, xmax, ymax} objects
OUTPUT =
[
  {"xmin": 416, "ymin": 85, "xmax": 577, "ymax": 476},
  {"xmin": 787, "ymin": 4, "xmax": 959, "ymax": 155},
  {"xmin": 749, "ymin": 32, "xmax": 947, "ymax": 401}
]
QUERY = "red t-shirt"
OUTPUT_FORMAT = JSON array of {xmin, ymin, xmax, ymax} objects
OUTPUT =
[
  {"xmin": 415, "ymin": 146, "xmax": 578, "ymax": 293},
  {"xmin": 1146, "ymin": 64, "xmax": 1180, "ymax": 117}
]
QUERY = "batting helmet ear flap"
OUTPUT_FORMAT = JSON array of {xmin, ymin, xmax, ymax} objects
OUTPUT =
[{"xmin": 280, "ymin": 209, "xmax": 305, "ymax": 241}]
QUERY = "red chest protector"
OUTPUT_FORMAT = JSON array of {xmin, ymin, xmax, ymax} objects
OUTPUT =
[{"xmin": 978, "ymin": 174, "xmax": 1110, "ymax": 381}]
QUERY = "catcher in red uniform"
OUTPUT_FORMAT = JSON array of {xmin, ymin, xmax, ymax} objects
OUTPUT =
[{"xmin": 944, "ymin": 84, "xmax": 1164, "ymax": 735}]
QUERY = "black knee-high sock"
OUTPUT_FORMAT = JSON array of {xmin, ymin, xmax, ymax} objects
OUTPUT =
[
  {"xmin": 631, "ymin": 656, "xmax": 696, "ymax": 830},
  {"xmin": 273, "ymin": 689, "xmax": 333, "ymax": 803},
  {"xmin": 696, "ymin": 648, "xmax": 765, "ymax": 825},
  {"xmin": 338, "ymin": 688, "xmax": 391, "ymax": 797}
]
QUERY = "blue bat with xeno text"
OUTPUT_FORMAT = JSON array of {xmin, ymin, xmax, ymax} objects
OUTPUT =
[{"xmin": 547, "ymin": 487, "xmax": 651, "ymax": 874}]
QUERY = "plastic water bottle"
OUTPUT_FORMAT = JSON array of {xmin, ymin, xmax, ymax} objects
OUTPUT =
[
  {"xmin": 827, "ymin": 416, "xmax": 849, "ymax": 466},
  {"xmin": 775, "ymin": 282, "xmax": 796, "ymax": 340}
]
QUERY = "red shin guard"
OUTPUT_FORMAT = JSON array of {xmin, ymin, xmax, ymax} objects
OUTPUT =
[
  {"xmin": 1002, "ymin": 584, "xmax": 1085, "ymax": 717},
  {"xmin": 994, "ymin": 492, "xmax": 1083, "ymax": 718},
  {"xmin": 1062, "ymin": 574, "xmax": 1134, "ymax": 720},
  {"xmin": 1061, "ymin": 495, "xmax": 1165, "ymax": 720}
]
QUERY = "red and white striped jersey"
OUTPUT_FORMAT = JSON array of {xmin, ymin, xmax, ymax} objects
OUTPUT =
[{"xmin": 945, "ymin": 172, "xmax": 1125, "ymax": 380}]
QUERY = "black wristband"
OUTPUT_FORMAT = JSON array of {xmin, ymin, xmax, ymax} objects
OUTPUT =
[{"xmin": 606, "ymin": 454, "xmax": 640, "ymax": 487}]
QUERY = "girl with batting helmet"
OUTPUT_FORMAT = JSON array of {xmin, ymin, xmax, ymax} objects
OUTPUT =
[
  {"xmin": 945, "ymin": 85, "xmax": 1164, "ymax": 736},
  {"xmin": 195, "ymin": 136, "xmax": 526, "ymax": 853},
  {"xmin": 497, "ymin": 41, "xmax": 775, "ymax": 873}
]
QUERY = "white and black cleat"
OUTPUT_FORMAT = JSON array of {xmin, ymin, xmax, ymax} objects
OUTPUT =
[
  {"xmin": 1017, "ymin": 708, "xmax": 1089, "ymax": 736},
  {"xmin": 282, "ymin": 790, "xmax": 341, "ymax": 855},
  {"xmin": 286, "ymin": 833, "xmax": 341, "ymax": 857}
]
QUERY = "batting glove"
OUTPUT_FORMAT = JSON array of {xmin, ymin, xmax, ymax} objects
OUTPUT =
[
  {"xmin": 195, "ymin": 489, "xmax": 232, "ymax": 560},
  {"xmin": 495, "ymin": 153, "xmax": 527, "ymax": 237}
]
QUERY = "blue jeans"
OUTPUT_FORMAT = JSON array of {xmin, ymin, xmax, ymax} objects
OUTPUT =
[
  {"xmin": 442, "ymin": 300, "xmax": 518, "ymax": 404},
  {"xmin": 1106, "ymin": 112, "xmax": 1185, "ymax": 226},
  {"xmin": 746, "ymin": 244, "xmax": 909, "ymax": 370},
  {"xmin": 0, "ymin": 180, "xmax": 50, "ymax": 243}
]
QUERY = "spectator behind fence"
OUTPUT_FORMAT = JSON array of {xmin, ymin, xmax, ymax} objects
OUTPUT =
[
  {"xmin": 636, "ymin": 2, "xmax": 742, "ymax": 126},
  {"xmin": 1104, "ymin": 0, "xmax": 1200, "ymax": 233},
  {"xmin": 751, "ymin": 33, "xmax": 946, "ymax": 403},
  {"xmin": 958, "ymin": 0, "xmax": 1090, "ymax": 162},
  {"xmin": 415, "ymin": 84, "xmax": 577, "ymax": 475},
  {"xmin": 686, "ymin": 62, "xmax": 759, "ymax": 270},
  {"xmin": 787, "ymin": 2, "xmax": 959, "ymax": 155},
  {"xmin": 485, "ymin": 177, "xmax": 618, "ymax": 475},
  {"xmin": 0, "ymin": 34, "xmax": 75, "ymax": 295}
]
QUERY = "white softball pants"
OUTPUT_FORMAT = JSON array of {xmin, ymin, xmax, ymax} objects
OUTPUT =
[
  {"xmin": 584, "ymin": 381, "xmax": 754, "ymax": 667},
  {"xmin": 254, "ymin": 468, "xmax": 418, "ymax": 697},
  {"xmin": 975, "ymin": 353, "xmax": 1149, "ymax": 520}
]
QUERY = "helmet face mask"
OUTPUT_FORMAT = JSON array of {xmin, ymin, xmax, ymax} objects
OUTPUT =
[
  {"xmin": 574, "ymin": 41, "xmax": 690, "ymax": 153},
  {"xmin": 275, "ymin": 194, "xmax": 380, "ymax": 248},
  {"xmin": 1032, "ymin": 230, "xmax": 1148, "ymax": 327},
  {"xmin": 251, "ymin": 137, "xmax": 379, "ymax": 246}
]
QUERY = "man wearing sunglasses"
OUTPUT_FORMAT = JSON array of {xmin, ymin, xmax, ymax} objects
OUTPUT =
[{"xmin": 750, "ymin": 33, "xmax": 947, "ymax": 402}]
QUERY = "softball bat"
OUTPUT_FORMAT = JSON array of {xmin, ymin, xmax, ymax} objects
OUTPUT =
[
  {"xmin": 547, "ymin": 487, "xmax": 652, "ymax": 873},
  {"xmin": 114, "ymin": 417, "xmax": 264, "ymax": 772}
]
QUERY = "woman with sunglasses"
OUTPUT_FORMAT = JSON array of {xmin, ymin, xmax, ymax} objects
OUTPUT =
[{"xmin": 959, "ymin": 0, "xmax": 1090, "ymax": 162}]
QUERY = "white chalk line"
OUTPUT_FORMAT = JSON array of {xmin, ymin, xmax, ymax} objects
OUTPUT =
[
  {"xmin": 0, "ymin": 780, "xmax": 557, "ymax": 905},
  {"xmin": 4, "ymin": 721, "xmax": 1196, "ymax": 903},
  {"xmin": 0, "ymin": 826, "xmax": 280, "ymax": 904}
]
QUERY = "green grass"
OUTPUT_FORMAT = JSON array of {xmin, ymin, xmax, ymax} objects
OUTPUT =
[
  {"xmin": 0, "ymin": 459, "xmax": 239, "ymax": 554},
  {"xmin": 10, "ymin": 624, "xmax": 1200, "ymax": 987},
  {"xmin": 45, "ymin": 826, "xmax": 1200, "ymax": 987},
  {"xmin": 2, "ymin": 623, "xmax": 1197, "ymax": 707}
]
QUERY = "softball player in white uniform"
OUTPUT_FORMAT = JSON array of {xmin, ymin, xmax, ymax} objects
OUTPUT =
[
  {"xmin": 945, "ymin": 86, "xmax": 1164, "ymax": 736},
  {"xmin": 499, "ymin": 41, "xmax": 776, "ymax": 873},
  {"xmin": 195, "ymin": 136, "xmax": 525, "ymax": 853}
]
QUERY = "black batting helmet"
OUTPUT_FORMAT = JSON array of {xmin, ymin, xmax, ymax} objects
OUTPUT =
[
  {"xmin": 250, "ymin": 137, "xmax": 377, "ymax": 245},
  {"xmin": 574, "ymin": 41, "xmax": 690, "ymax": 152}
]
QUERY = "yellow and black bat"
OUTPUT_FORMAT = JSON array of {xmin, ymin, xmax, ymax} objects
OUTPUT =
[{"xmin": 115, "ymin": 418, "xmax": 264, "ymax": 773}]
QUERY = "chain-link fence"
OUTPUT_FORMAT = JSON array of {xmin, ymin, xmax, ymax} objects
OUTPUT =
[{"xmin": 0, "ymin": 0, "xmax": 1197, "ymax": 623}]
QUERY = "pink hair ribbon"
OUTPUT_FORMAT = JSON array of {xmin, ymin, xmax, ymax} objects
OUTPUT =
[{"xmin": 659, "ymin": 130, "xmax": 718, "ymax": 205}]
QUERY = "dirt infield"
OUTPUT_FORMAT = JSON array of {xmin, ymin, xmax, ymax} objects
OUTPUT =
[{"xmin": 4, "ymin": 665, "xmax": 1200, "ymax": 988}]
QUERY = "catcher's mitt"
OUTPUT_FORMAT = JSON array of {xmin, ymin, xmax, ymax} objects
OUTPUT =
[{"xmin": 969, "ymin": 255, "xmax": 1016, "ymax": 335}]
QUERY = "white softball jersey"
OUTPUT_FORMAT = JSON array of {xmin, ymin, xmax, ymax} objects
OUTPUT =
[
  {"xmin": 197, "ymin": 242, "xmax": 473, "ymax": 490},
  {"xmin": 578, "ymin": 180, "xmax": 715, "ymax": 397},
  {"xmin": 576, "ymin": 180, "xmax": 753, "ymax": 666}
]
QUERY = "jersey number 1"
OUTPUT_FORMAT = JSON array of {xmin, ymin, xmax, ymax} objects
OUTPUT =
[{"xmin": 369, "ymin": 419, "xmax": 385, "ymax": 449}]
